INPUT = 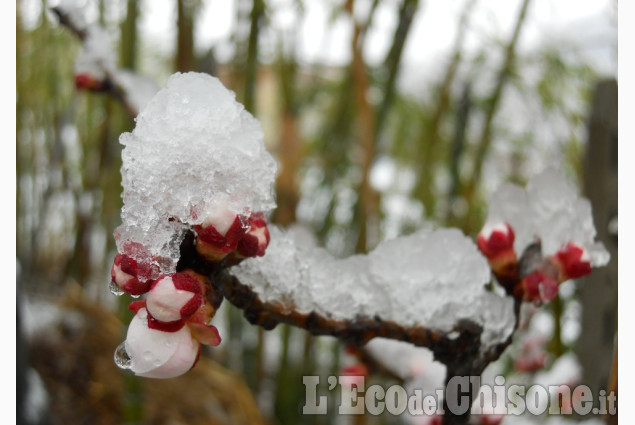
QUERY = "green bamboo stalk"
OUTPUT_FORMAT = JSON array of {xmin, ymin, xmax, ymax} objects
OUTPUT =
[
  {"xmin": 272, "ymin": 41, "xmax": 301, "ymax": 226},
  {"xmin": 274, "ymin": 324, "xmax": 295, "ymax": 424},
  {"xmin": 175, "ymin": 0, "xmax": 195, "ymax": 72},
  {"xmin": 375, "ymin": 0, "xmax": 420, "ymax": 137},
  {"xmin": 412, "ymin": 0, "xmax": 477, "ymax": 217},
  {"xmin": 244, "ymin": 0, "xmax": 265, "ymax": 114},
  {"xmin": 445, "ymin": 83, "xmax": 472, "ymax": 225},
  {"xmin": 120, "ymin": 0, "xmax": 138, "ymax": 70},
  {"xmin": 346, "ymin": 0, "xmax": 379, "ymax": 253},
  {"xmin": 464, "ymin": 0, "xmax": 532, "ymax": 230}
]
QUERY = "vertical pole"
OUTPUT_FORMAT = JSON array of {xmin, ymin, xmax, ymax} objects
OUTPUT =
[{"xmin": 576, "ymin": 78, "xmax": 618, "ymax": 415}]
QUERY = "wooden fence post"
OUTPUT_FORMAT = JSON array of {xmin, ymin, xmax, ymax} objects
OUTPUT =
[{"xmin": 577, "ymin": 78, "xmax": 618, "ymax": 418}]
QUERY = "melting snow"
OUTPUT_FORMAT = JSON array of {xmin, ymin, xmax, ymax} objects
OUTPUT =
[
  {"xmin": 115, "ymin": 72, "xmax": 277, "ymax": 273},
  {"xmin": 232, "ymin": 226, "xmax": 516, "ymax": 349},
  {"xmin": 485, "ymin": 168, "xmax": 609, "ymax": 266}
]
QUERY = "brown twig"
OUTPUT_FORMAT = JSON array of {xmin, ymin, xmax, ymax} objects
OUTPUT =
[
  {"xmin": 171, "ymin": 226, "xmax": 522, "ymax": 424},
  {"xmin": 49, "ymin": 7, "xmax": 87, "ymax": 40},
  {"xmin": 181, "ymin": 232, "xmax": 517, "ymax": 369},
  {"xmin": 345, "ymin": 0, "xmax": 380, "ymax": 253}
]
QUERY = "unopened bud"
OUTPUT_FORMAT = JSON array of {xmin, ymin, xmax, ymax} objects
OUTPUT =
[
  {"xmin": 236, "ymin": 215, "xmax": 270, "ymax": 258},
  {"xmin": 477, "ymin": 223, "xmax": 516, "ymax": 274},
  {"xmin": 552, "ymin": 242, "xmax": 592, "ymax": 281},
  {"xmin": 521, "ymin": 271, "xmax": 559, "ymax": 303},
  {"xmin": 111, "ymin": 254, "xmax": 153, "ymax": 296},
  {"xmin": 146, "ymin": 273, "xmax": 204, "ymax": 325}
]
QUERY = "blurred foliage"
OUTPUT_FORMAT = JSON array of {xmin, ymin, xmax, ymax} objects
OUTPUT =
[{"xmin": 17, "ymin": 0, "xmax": 610, "ymax": 424}]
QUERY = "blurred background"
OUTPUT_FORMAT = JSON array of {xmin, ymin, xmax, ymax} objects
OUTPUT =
[{"xmin": 16, "ymin": 0, "xmax": 618, "ymax": 424}]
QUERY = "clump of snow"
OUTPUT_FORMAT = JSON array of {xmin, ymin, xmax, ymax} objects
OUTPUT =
[
  {"xmin": 232, "ymin": 226, "xmax": 515, "ymax": 348},
  {"xmin": 74, "ymin": 26, "xmax": 116, "ymax": 80},
  {"xmin": 55, "ymin": 0, "xmax": 116, "ymax": 79},
  {"xmin": 485, "ymin": 168, "xmax": 609, "ymax": 266},
  {"xmin": 54, "ymin": 0, "xmax": 88, "ymax": 31},
  {"xmin": 116, "ymin": 72, "xmax": 277, "ymax": 273},
  {"xmin": 55, "ymin": 0, "xmax": 160, "ymax": 114}
]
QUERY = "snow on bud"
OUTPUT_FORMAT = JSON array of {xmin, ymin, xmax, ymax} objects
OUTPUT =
[
  {"xmin": 194, "ymin": 202, "xmax": 248, "ymax": 261},
  {"xmin": 145, "ymin": 273, "xmax": 204, "ymax": 327},
  {"xmin": 552, "ymin": 242, "xmax": 592, "ymax": 281},
  {"xmin": 110, "ymin": 254, "xmax": 154, "ymax": 296},
  {"xmin": 520, "ymin": 271, "xmax": 559, "ymax": 303},
  {"xmin": 123, "ymin": 307, "xmax": 200, "ymax": 379},
  {"xmin": 237, "ymin": 215, "xmax": 270, "ymax": 258},
  {"xmin": 477, "ymin": 223, "xmax": 516, "ymax": 273}
]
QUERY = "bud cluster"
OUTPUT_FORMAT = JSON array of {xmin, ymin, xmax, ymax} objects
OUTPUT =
[
  {"xmin": 109, "ymin": 208, "xmax": 271, "ymax": 379},
  {"xmin": 111, "ymin": 265, "xmax": 221, "ymax": 379},
  {"xmin": 194, "ymin": 210, "xmax": 271, "ymax": 262},
  {"xmin": 477, "ymin": 223, "xmax": 593, "ymax": 304}
]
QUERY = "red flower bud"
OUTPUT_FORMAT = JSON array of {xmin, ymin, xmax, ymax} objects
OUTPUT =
[
  {"xmin": 146, "ymin": 273, "xmax": 204, "ymax": 326},
  {"xmin": 553, "ymin": 242, "xmax": 592, "ymax": 281},
  {"xmin": 194, "ymin": 213, "xmax": 248, "ymax": 261},
  {"xmin": 521, "ymin": 271, "xmax": 559, "ymax": 303},
  {"xmin": 477, "ymin": 223, "xmax": 516, "ymax": 274},
  {"xmin": 111, "ymin": 254, "xmax": 153, "ymax": 296},
  {"xmin": 236, "ymin": 216, "xmax": 270, "ymax": 258},
  {"xmin": 75, "ymin": 73, "xmax": 106, "ymax": 91},
  {"xmin": 477, "ymin": 223, "xmax": 515, "ymax": 258}
]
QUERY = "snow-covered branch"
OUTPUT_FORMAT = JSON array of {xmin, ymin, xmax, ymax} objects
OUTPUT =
[
  {"xmin": 102, "ymin": 70, "xmax": 609, "ymax": 425},
  {"xmin": 50, "ymin": 2, "xmax": 158, "ymax": 117}
]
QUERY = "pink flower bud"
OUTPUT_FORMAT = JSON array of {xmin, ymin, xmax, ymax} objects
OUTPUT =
[
  {"xmin": 521, "ymin": 271, "xmax": 559, "ymax": 303},
  {"xmin": 110, "ymin": 254, "xmax": 153, "ymax": 296},
  {"xmin": 128, "ymin": 299, "xmax": 221, "ymax": 347},
  {"xmin": 146, "ymin": 273, "xmax": 204, "ymax": 326},
  {"xmin": 124, "ymin": 307, "xmax": 201, "ymax": 379},
  {"xmin": 194, "ymin": 207, "xmax": 248, "ymax": 261},
  {"xmin": 553, "ymin": 242, "xmax": 592, "ymax": 281},
  {"xmin": 236, "ymin": 215, "xmax": 270, "ymax": 258},
  {"xmin": 477, "ymin": 223, "xmax": 516, "ymax": 274}
]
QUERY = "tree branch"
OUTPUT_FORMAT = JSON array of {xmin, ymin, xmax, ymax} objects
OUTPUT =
[
  {"xmin": 50, "ymin": 5, "xmax": 157, "ymax": 118},
  {"xmin": 176, "ymin": 230, "xmax": 518, "ymax": 372}
]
